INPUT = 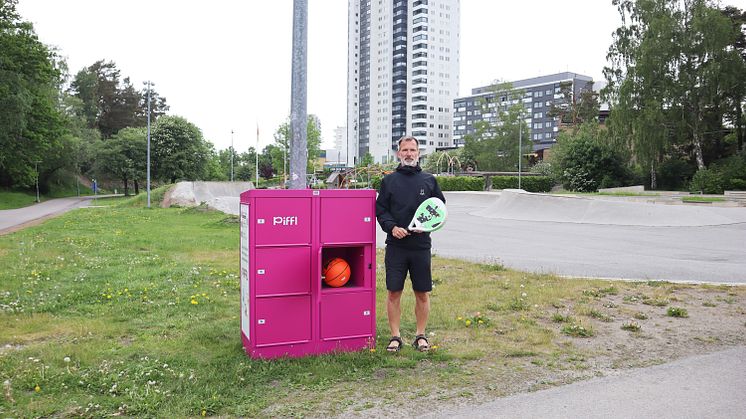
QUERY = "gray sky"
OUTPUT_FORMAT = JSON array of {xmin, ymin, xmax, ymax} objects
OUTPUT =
[{"xmin": 17, "ymin": 0, "xmax": 639, "ymax": 151}]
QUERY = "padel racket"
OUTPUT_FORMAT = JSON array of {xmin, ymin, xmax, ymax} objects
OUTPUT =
[{"xmin": 407, "ymin": 197, "xmax": 447, "ymax": 232}]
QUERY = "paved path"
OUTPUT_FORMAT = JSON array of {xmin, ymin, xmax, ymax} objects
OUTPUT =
[
  {"xmin": 377, "ymin": 191, "xmax": 746, "ymax": 284},
  {"xmin": 426, "ymin": 346, "xmax": 746, "ymax": 419},
  {"xmin": 0, "ymin": 195, "xmax": 114, "ymax": 235}
]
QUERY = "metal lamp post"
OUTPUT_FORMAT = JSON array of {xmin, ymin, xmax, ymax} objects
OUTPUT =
[
  {"xmin": 289, "ymin": 0, "xmax": 308, "ymax": 189},
  {"xmin": 34, "ymin": 160, "xmax": 41, "ymax": 203},
  {"xmin": 231, "ymin": 129, "xmax": 235, "ymax": 182},
  {"xmin": 518, "ymin": 119, "xmax": 522, "ymax": 190},
  {"xmin": 146, "ymin": 81, "xmax": 152, "ymax": 208}
]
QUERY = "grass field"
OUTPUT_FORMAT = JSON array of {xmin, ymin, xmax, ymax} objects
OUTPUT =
[
  {"xmin": 0, "ymin": 200, "xmax": 743, "ymax": 417},
  {"xmin": 681, "ymin": 196, "xmax": 727, "ymax": 203},
  {"xmin": 0, "ymin": 190, "xmax": 39, "ymax": 210}
]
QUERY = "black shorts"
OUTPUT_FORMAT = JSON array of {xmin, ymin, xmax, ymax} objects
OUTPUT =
[{"xmin": 384, "ymin": 246, "xmax": 432, "ymax": 292}]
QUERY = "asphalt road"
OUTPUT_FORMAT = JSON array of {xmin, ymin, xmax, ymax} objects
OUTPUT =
[
  {"xmin": 426, "ymin": 346, "xmax": 746, "ymax": 419},
  {"xmin": 0, "ymin": 196, "xmax": 104, "ymax": 234},
  {"xmin": 377, "ymin": 192, "xmax": 746, "ymax": 284}
]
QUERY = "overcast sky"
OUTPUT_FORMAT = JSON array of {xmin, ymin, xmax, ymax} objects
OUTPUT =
[{"xmin": 16, "ymin": 0, "xmax": 671, "ymax": 151}]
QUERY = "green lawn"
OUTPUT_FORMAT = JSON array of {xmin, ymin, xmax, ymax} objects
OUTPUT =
[
  {"xmin": 0, "ymin": 190, "xmax": 39, "ymax": 210},
  {"xmin": 0, "ymin": 201, "xmax": 741, "ymax": 416},
  {"xmin": 681, "ymin": 196, "xmax": 726, "ymax": 203}
]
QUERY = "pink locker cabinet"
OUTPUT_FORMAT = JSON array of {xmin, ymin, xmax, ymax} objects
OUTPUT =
[{"xmin": 239, "ymin": 189, "xmax": 376, "ymax": 359}]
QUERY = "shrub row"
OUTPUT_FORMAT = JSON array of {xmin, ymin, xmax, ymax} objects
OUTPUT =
[
  {"xmin": 435, "ymin": 176, "xmax": 484, "ymax": 191},
  {"xmin": 371, "ymin": 175, "xmax": 553, "ymax": 192},
  {"xmin": 489, "ymin": 176, "xmax": 553, "ymax": 193}
]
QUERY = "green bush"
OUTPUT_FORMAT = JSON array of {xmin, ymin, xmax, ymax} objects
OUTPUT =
[
  {"xmin": 717, "ymin": 154, "xmax": 746, "ymax": 190},
  {"xmin": 491, "ymin": 176, "xmax": 552, "ymax": 192},
  {"xmin": 690, "ymin": 168, "xmax": 724, "ymax": 194},
  {"xmin": 436, "ymin": 176, "xmax": 484, "ymax": 191},
  {"xmin": 552, "ymin": 123, "xmax": 631, "ymax": 192},
  {"xmin": 729, "ymin": 179, "xmax": 746, "ymax": 190},
  {"xmin": 373, "ymin": 174, "xmax": 551, "ymax": 192},
  {"xmin": 657, "ymin": 158, "xmax": 696, "ymax": 191}
]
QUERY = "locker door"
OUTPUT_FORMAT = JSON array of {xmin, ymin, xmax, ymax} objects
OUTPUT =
[
  {"xmin": 255, "ymin": 296, "xmax": 311, "ymax": 346},
  {"xmin": 320, "ymin": 291, "xmax": 374, "ymax": 340},
  {"xmin": 254, "ymin": 247, "xmax": 310, "ymax": 296},
  {"xmin": 320, "ymin": 197, "xmax": 374, "ymax": 243},
  {"xmin": 254, "ymin": 197, "xmax": 312, "ymax": 245}
]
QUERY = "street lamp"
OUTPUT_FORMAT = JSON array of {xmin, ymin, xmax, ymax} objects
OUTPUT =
[
  {"xmin": 145, "ymin": 81, "xmax": 152, "ymax": 208},
  {"xmin": 518, "ymin": 118, "xmax": 522, "ymax": 190},
  {"xmin": 230, "ymin": 129, "xmax": 235, "ymax": 182},
  {"xmin": 34, "ymin": 160, "xmax": 41, "ymax": 203}
]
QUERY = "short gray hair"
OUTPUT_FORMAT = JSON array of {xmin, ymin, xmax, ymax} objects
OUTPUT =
[{"xmin": 397, "ymin": 136, "xmax": 419, "ymax": 149}]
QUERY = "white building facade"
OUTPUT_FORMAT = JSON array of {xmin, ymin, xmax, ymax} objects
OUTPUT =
[{"xmin": 347, "ymin": 0, "xmax": 460, "ymax": 165}]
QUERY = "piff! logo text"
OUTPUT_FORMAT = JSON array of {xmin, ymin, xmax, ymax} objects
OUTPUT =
[{"xmin": 273, "ymin": 216, "xmax": 298, "ymax": 226}]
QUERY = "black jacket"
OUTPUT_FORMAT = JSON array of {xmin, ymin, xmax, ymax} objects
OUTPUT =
[{"xmin": 376, "ymin": 164, "xmax": 446, "ymax": 250}]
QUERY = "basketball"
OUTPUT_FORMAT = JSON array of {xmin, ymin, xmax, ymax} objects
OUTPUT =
[{"xmin": 323, "ymin": 257, "xmax": 351, "ymax": 287}]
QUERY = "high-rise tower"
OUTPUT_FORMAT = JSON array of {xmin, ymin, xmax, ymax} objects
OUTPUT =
[{"xmin": 347, "ymin": 0, "xmax": 460, "ymax": 165}]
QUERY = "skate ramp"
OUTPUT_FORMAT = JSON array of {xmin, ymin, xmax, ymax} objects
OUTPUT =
[
  {"xmin": 443, "ymin": 191, "xmax": 501, "ymax": 208},
  {"xmin": 472, "ymin": 189, "xmax": 746, "ymax": 227},
  {"xmin": 163, "ymin": 181, "xmax": 254, "ymax": 215}
]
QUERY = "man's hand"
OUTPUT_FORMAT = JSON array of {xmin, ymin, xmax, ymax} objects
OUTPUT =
[{"xmin": 391, "ymin": 226, "xmax": 410, "ymax": 239}]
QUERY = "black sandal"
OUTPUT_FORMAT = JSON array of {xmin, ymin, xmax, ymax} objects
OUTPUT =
[
  {"xmin": 386, "ymin": 336, "xmax": 403, "ymax": 352},
  {"xmin": 413, "ymin": 334, "xmax": 430, "ymax": 352}
]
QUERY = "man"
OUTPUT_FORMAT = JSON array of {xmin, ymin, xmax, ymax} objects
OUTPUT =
[{"xmin": 375, "ymin": 136, "xmax": 446, "ymax": 352}]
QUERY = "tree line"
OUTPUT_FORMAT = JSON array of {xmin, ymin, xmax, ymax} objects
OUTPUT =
[
  {"xmin": 1, "ymin": 0, "xmax": 323, "ymax": 196},
  {"xmin": 450, "ymin": 0, "xmax": 745, "ymax": 193}
]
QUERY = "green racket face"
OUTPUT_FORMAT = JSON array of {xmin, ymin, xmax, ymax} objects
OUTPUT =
[{"xmin": 408, "ymin": 197, "xmax": 447, "ymax": 232}]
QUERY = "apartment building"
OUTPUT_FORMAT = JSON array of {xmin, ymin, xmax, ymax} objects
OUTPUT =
[
  {"xmin": 347, "ymin": 0, "xmax": 460, "ymax": 165},
  {"xmin": 453, "ymin": 72, "xmax": 594, "ymax": 151}
]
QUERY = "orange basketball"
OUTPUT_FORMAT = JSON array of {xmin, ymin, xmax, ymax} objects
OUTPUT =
[{"xmin": 323, "ymin": 257, "xmax": 351, "ymax": 287}]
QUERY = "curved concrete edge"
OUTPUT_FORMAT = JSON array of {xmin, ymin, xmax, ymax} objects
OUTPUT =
[
  {"xmin": 163, "ymin": 181, "xmax": 253, "ymax": 215},
  {"xmin": 427, "ymin": 346, "xmax": 746, "ymax": 419},
  {"xmin": 472, "ymin": 189, "xmax": 746, "ymax": 227}
]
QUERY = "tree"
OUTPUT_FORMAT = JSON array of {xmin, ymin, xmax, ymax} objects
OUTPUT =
[
  {"xmin": 603, "ymin": 0, "xmax": 744, "ymax": 188},
  {"xmin": 357, "ymin": 152, "xmax": 374, "ymax": 168},
  {"xmin": 92, "ymin": 127, "xmax": 146, "ymax": 195},
  {"xmin": 462, "ymin": 82, "xmax": 532, "ymax": 171},
  {"xmin": 235, "ymin": 148, "xmax": 258, "ymax": 182},
  {"xmin": 273, "ymin": 115, "xmax": 323, "ymax": 175},
  {"xmin": 548, "ymin": 81, "xmax": 600, "ymax": 130},
  {"xmin": 150, "ymin": 116, "xmax": 210, "ymax": 183},
  {"xmin": 69, "ymin": 60, "xmax": 168, "ymax": 138},
  {"xmin": 552, "ymin": 123, "xmax": 631, "ymax": 192},
  {"xmin": 0, "ymin": 0, "xmax": 68, "ymax": 188},
  {"xmin": 721, "ymin": 6, "xmax": 746, "ymax": 152}
]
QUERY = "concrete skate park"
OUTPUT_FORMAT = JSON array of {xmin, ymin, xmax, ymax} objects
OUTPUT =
[
  {"xmin": 402, "ymin": 190, "xmax": 746, "ymax": 284},
  {"xmin": 165, "ymin": 182, "xmax": 746, "ymax": 285}
]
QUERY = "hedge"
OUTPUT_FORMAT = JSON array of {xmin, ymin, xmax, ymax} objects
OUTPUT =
[
  {"xmin": 370, "ymin": 175, "xmax": 552, "ymax": 192},
  {"xmin": 436, "ymin": 176, "xmax": 484, "ymax": 191},
  {"xmin": 490, "ymin": 176, "xmax": 553, "ymax": 193}
]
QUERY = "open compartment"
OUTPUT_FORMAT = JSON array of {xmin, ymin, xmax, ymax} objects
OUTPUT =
[{"xmin": 320, "ymin": 245, "xmax": 370, "ymax": 291}]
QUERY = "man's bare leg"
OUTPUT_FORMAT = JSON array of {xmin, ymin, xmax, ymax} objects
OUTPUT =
[
  {"xmin": 387, "ymin": 290, "xmax": 403, "ymax": 350},
  {"xmin": 414, "ymin": 290, "xmax": 430, "ymax": 349}
]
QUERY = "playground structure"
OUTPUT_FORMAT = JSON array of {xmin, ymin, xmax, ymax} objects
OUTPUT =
[
  {"xmin": 435, "ymin": 151, "xmax": 464, "ymax": 175},
  {"xmin": 325, "ymin": 165, "xmax": 391, "ymax": 189}
]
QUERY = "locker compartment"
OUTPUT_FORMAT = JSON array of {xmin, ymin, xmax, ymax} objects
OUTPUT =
[
  {"xmin": 321, "ymin": 245, "xmax": 370, "ymax": 290},
  {"xmin": 320, "ymin": 197, "xmax": 374, "ymax": 243},
  {"xmin": 254, "ymin": 247, "xmax": 311, "ymax": 296},
  {"xmin": 320, "ymin": 291, "xmax": 374, "ymax": 339},
  {"xmin": 254, "ymin": 197, "xmax": 312, "ymax": 245},
  {"xmin": 255, "ymin": 295, "xmax": 311, "ymax": 346}
]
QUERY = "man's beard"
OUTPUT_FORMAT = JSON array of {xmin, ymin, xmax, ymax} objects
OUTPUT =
[{"xmin": 401, "ymin": 157, "xmax": 418, "ymax": 167}]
